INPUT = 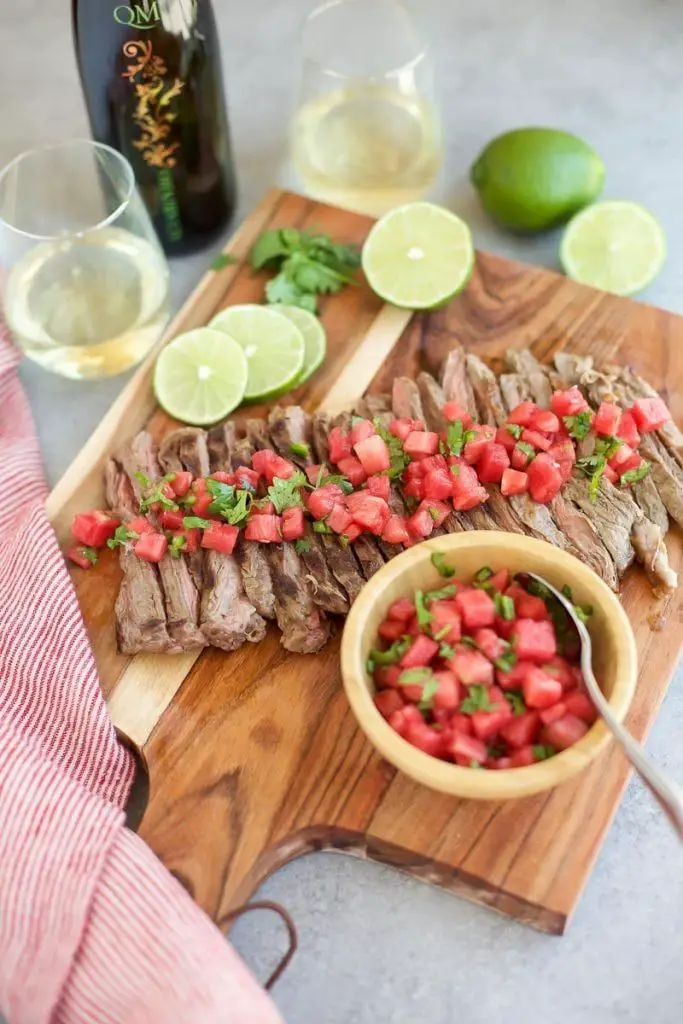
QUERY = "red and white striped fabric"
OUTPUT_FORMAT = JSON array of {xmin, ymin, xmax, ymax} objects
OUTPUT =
[{"xmin": 0, "ymin": 332, "xmax": 283, "ymax": 1024}]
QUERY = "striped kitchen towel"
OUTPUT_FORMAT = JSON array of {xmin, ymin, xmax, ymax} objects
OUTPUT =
[{"xmin": 0, "ymin": 333, "xmax": 283, "ymax": 1024}]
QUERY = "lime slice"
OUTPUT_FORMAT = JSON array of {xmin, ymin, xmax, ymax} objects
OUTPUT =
[
  {"xmin": 272, "ymin": 305, "xmax": 327, "ymax": 384},
  {"xmin": 154, "ymin": 328, "xmax": 248, "ymax": 426},
  {"xmin": 361, "ymin": 202, "xmax": 474, "ymax": 309},
  {"xmin": 209, "ymin": 304, "xmax": 305, "ymax": 402},
  {"xmin": 560, "ymin": 201, "xmax": 666, "ymax": 296}
]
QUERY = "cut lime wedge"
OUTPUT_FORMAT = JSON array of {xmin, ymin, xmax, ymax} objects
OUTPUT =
[
  {"xmin": 361, "ymin": 202, "xmax": 474, "ymax": 309},
  {"xmin": 209, "ymin": 304, "xmax": 305, "ymax": 402},
  {"xmin": 154, "ymin": 328, "xmax": 248, "ymax": 426},
  {"xmin": 272, "ymin": 305, "xmax": 327, "ymax": 384},
  {"xmin": 560, "ymin": 200, "xmax": 666, "ymax": 296}
]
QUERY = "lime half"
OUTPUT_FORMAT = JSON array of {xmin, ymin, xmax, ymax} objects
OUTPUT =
[
  {"xmin": 154, "ymin": 328, "xmax": 248, "ymax": 426},
  {"xmin": 560, "ymin": 201, "xmax": 666, "ymax": 296},
  {"xmin": 273, "ymin": 305, "xmax": 327, "ymax": 384},
  {"xmin": 362, "ymin": 202, "xmax": 474, "ymax": 309},
  {"xmin": 209, "ymin": 304, "xmax": 305, "ymax": 402}
]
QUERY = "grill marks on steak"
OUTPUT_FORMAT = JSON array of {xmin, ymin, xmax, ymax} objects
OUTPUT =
[
  {"xmin": 157, "ymin": 427, "xmax": 267, "ymax": 650},
  {"xmin": 116, "ymin": 548, "xmax": 182, "ymax": 655}
]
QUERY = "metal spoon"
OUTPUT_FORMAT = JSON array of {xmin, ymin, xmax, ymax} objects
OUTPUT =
[{"xmin": 516, "ymin": 571, "xmax": 683, "ymax": 840}]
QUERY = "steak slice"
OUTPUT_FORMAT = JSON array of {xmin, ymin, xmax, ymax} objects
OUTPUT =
[
  {"xmin": 417, "ymin": 373, "xmax": 449, "ymax": 434},
  {"xmin": 355, "ymin": 393, "xmax": 392, "ymax": 422},
  {"xmin": 498, "ymin": 369, "xmax": 619, "ymax": 589},
  {"xmin": 505, "ymin": 349, "xmax": 553, "ymax": 407},
  {"xmin": 311, "ymin": 411, "xmax": 367, "ymax": 603},
  {"xmin": 207, "ymin": 421, "xmax": 237, "ymax": 472},
  {"xmin": 266, "ymin": 407, "xmax": 349, "ymax": 615},
  {"xmin": 159, "ymin": 427, "xmax": 267, "ymax": 644},
  {"xmin": 391, "ymin": 377, "xmax": 425, "ymax": 421},
  {"xmin": 243, "ymin": 421, "xmax": 331, "ymax": 648},
  {"xmin": 467, "ymin": 355, "xmax": 568, "ymax": 546},
  {"xmin": 111, "ymin": 433, "xmax": 206, "ymax": 652},
  {"xmin": 116, "ymin": 548, "xmax": 182, "ymax": 655},
  {"xmin": 556, "ymin": 354, "xmax": 676, "ymax": 590}
]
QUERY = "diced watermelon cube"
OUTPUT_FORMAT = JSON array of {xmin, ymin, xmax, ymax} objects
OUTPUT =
[
  {"xmin": 405, "ymin": 721, "xmax": 445, "ymax": 757},
  {"xmin": 432, "ymin": 670, "xmax": 461, "ymax": 710},
  {"xmin": 501, "ymin": 467, "xmax": 529, "ymax": 496},
  {"xmin": 501, "ymin": 711, "xmax": 540, "ymax": 749},
  {"xmin": 406, "ymin": 505, "xmax": 435, "ymax": 539},
  {"xmin": 378, "ymin": 619, "xmax": 405, "ymax": 642},
  {"xmin": 547, "ymin": 439, "xmax": 576, "ymax": 483},
  {"xmin": 521, "ymin": 428, "xmax": 552, "ymax": 452},
  {"xmin": 542, "ymin": 714, "xmax": 589, "ymax": 750},
  {"xmin": 309, "ymin": 484, "xmax": 345, "ymax": 520},
  {"xmin": 473, "ymin": 627, "xmax": 507, "ymax": 662},
  {"xmin": 455, "ymin": 588, "xmax": 496, "ymax": 630},
  {"xmin": 442, "ymin": 401, "xmax": 473, "ymax": 426},
  {"xmin": 449, "ymin": 732, "xmax": 488, "ymax": 766},
  {"xmin": 374, "ymin": 690, "xmax": 405, "ymax": 720},
  {"xmin": 388, "ymin": 705, "xmax": 424, "ymax": 738},
  {"xmin": 326, "ymin": 503, "xmax": 354, "ymax": 534},
  {"xmin": 527, "ymin": 452, "xmax": 563, "ymax": 503},
  {"xmin": 451, "ymin": 461, "xmax": 489, "ymax": 511},
  {"xmin": 244, "ymin": 514, "xmax": 283, "ymax": 543},
  {"xmin": 201, "ymin": 522, "xmax": 240, "ymax": 555},
  {"xmin": 617, "ymin": 410, "xmax": 641, "ymax": 448},
  {"xmin": 463, "ymin": 424, "xmax": 496, "ymax": 465},
  {"xmin": 539, "ymin": 702, "xmax": 567, "ymax": 726},
  {"xmin": 328, "ymin": 426, "xmax": 353, "ymax": 464},
  {"xmin": 336, "ymin": 456, "xmax": 367, "ymax": 487},
  {"xmin": 389, "ymin": 417, "xmax": 419, "ymax": 442},
  {"xmin": 507, "ymin": 401, "xmax": 538, "ymax": 427},
  {"xmin": 251, "ymin": 449, "xmax": 296, "ymax": 485},
  {"xmin": 509, "ymin": 746, "xmax": 536, "ymax": 767},
  {"xmin": 563, "ymin": 691, "xmax": 598, "ymax": 724},
  {"xmin": 420, "ymin": 499, "xmax": 450, "ymax": 528},
  {"xmin": 400, "ymin": 634, "xmax": 439, "ymax": 668},
  {"xmin": 345, "ymin": 492, "xmax": 390, "ymax": 533},
  {"xmin": 608, "ymin": 445, "xmax": 641, "ymax": 475},
  {"xmin": 366, "ymin": 475, "xmax": 391, "ymax": 502},
  {"xmin": 382, "ymin": 515, "xmax": 411, "ymax": 545},
  {"xmin": 404, "ymin": 431, "xmax": 439, "ymax": 459},
  {"xmin": 496, "ymin": 659, "xmax": 537, "ymax": 690},
  {"xmin": 430, "ymin": 601, "xmax": 462, "ymax": 643},
  {"xmin": 523, "ymin": 665, "xmax": 563, "ymax": 709},
  {"xmin": 514, "ymin": 590, "xmax": 550, "ymax": 622},
  {"xmin": 403, "ymin": 477, "xmax": 425, "ymax": 501},
  {"xmin": 350, "ymin": 418, "xmax": 376, "ymax": 446},
  {"xmin": 449, "ymin": 648, "xmax": 494, "ymax": 686},
  {"xmin": 511, "ymin": 444, "xmax": 533, "ymax": 471},
  {"xmin": 471, "ymin": 707, "xmax": 512, "ymax": 741},
  {"xmin": 631, "ymin": 397, "xmax": 671, "ymax": 433},
  {"xmin": 476, "ymin": 442, "xmax": 510, "ymax": 484},
  {"xmin": 513, "ymin": 619, "xmax": 557, "ymax": 662},
  {"xmin": 488, "ymin": 569, "xmax": 511, "ymax": 593},
  {"xmin": 528, "ymin": 408, "xmax": 560, "ymax": 434},
  {"xmin": 550, "ymin": 387, "xmax": 590, "ymax": 417},
  {"xmin": 133, "ymin": 532, "xmax": 168, "ymax": 563},
  {"xmin": 354, "ymin": 435, "xmax": 391, "ymax": 475},
  {"xmin": 423, "ymin": 467, "xmax": 455, "ymax": 500},
  {"xmin": 594, "ymin": 402, "xmax": 622, "ymax": 436},
  {"xmin": 374, "ymin": 665, "xmax": 402, "ymax": 689},
  {"xmin": 387, "ymin": 597, "xmax": 415, "ymax": 623}
]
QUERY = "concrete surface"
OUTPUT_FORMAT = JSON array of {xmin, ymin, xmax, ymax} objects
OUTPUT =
[{"xmin": 2, "ymin": 1, "xmax": 683, "ymax": 1022}]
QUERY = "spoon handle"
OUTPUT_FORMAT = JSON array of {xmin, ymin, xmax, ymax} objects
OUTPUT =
[{"xmin": 583, "ymin": 661, "xmax": 683, "ymax": 840}]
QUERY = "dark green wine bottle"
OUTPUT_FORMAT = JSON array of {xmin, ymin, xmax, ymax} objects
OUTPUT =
[{"xmin": 73, "ymin": 0, "xmax": 237, "ymax": 254}]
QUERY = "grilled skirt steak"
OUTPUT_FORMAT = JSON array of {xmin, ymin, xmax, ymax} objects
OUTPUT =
[{"xmin": 116, "ymin": 548, "xmax": 182, "ymax": 655}]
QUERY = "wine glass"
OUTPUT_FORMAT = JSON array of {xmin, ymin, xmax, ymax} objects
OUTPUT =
[
  {"xmin": 0, "ymin": 140, "xmax": 170, "ymax": 380},
  {"xmin": 289, "ymin": 0, "xmax": 443, "ymax": 218}
]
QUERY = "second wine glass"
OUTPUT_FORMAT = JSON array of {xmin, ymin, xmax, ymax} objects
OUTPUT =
[{"xmin": 290, "ymin": 0, "xmax": 443, "ymax": 218}]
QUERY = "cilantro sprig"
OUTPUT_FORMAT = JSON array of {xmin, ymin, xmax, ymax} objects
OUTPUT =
[
  {"xmin": 430, "ymin": 551, "xmax": 455, "ymax": 578},
  {"xmin": 135, "ymin": 471, "xmax": 178, "ymax": 513},
  {"xmin": 620, "ymin": 461, "xmax": 651, "ymax": 487},
  {"xmin": 373, "ymin": 419, "xmax": 410, "ymax": 480},
  {"xmin": 267, "ymin": 471, "xmax": 308, "ymax": 514},
  {"xmin": 206, "ymin": 479, "xmax": 253, "ymax": 525},
  {"xmin": 107, "ymin": 525, "xmax": 140, "ymax": 550},
  {"xmin": 460, "ymin": 684, "xmax": 495, "ymax": 715},
  {"xmin": 251, "ymin": 228, "xmax": 361, "ymax": 314},
  {"xmin": 577, "ymin": 435, "xmax": 622, "ymax": 501},
  {"xmin": 446, "ymin": 419, "xmax": 476, "ymax": 458},
  {"xmin": 563, "ymin": 410, "xmax": 593, "ymax": 441}
]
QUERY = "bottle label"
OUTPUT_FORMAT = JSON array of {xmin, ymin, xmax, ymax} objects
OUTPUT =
[
  {"xmin": 114, "ymin": 2, "xmax": 161, "ymax": 30},
  {"xmin": 121, "ymin": 38, "xmax": 185, "ymax": 241}
]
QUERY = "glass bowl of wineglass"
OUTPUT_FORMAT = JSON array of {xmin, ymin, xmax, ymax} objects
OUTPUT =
[
  {"xmin": 0, "ymin": 139, "xmax": 170, "ymax": 380},
  {"xmin": 290, "ymin": 0, "xmax": 443, "ymax": 219}
]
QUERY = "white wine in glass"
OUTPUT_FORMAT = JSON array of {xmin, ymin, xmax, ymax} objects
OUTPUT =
[
  {"xmin": 290, "ymin": 0, "xmax": 443, "ymax": 218},
  {"xmin": 0, "ymin": 141, "xmax": 170, "ymax": 380}
]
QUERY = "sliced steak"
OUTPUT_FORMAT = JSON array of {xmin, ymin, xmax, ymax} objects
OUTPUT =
[
  {"xmin": 467, "ymin": 355, "xmax": 568, "ymax": 546},
  {"xmin": 562, "ymin": 477, "xmax": 637, "ymax": 575},
  {"xmin": 505, "ymin": 350, "xmax": 553, "ymax": 407},
  {"xmin": 111, "ymin": 432, "xmax": 206, "ymax": 652},
  {"xmin": 116, "ymin": 548, "xmax": 181, "ymax": 655},
  {"xmin": 354, "ymin": 393, "xmax": 392, "ymax": 423},
  {"xmin": 161, "ymin": 427, "xmax": 267, "ymax": 643},
  {"xmin": 243, "ymin": 421, "xmax": 332, "ymax": 646},
  {"xmin": 417, "ymin": 372, "xmax": 448, "ymax": 434},
  {"xmin": 391, "ymin": 377, "xmax": 424, "ymax": 421},
  {"xmin": 266, "ymin": 543, "xmax": 331, "ymax": 653},
  {"xmin": 311, "ymin": 411, "xmax": 368, "ymax": 602},
  {"xmin": 498, "ymin": 368, "xmax": 619, "ymax": 588},
  {"xmin": 266, "ymin": 408, "xmax": 349, "ymax": 615},
  {"xmin": 207, "ymin": 421, "xmax": 237, "ymax": 472}
]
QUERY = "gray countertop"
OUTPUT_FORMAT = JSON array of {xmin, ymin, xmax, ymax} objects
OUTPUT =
[{"xmin": 3, "ymin": 1, "xmax": 683, "ymax": 1022}]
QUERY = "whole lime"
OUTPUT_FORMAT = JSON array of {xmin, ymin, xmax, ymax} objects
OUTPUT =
[{"xmin": 470, "ymin": 127, "xmax": 605, "ymax": 234}]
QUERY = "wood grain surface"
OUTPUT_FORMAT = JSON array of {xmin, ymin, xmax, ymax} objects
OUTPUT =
[{"xmin": 50, "ymin": 189, "xmax": 683, "ymax": 934}]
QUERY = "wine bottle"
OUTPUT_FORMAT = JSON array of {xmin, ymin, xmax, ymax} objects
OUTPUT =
[{"xmin": 73, "ymin": 0, "xmax": 237, "ymax": 254}]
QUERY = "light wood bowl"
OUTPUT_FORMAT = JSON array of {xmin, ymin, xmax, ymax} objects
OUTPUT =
[{"xmin": 341, "ymin": 532, "xmax": 638, "ymax": 800}]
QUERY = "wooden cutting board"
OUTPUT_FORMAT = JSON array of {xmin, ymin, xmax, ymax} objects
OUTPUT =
[{"xmin": 48, "ymin": 189, "xmax": 683, "ymax": 935}]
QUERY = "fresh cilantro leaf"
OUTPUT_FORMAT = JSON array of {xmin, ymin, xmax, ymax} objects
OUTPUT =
[
  {"xmin": 428, "ymin": 506, "xmax": 441, "ymax": 521},
  {"xmin": 415, "ymin": 590, "xmax": 433, "ymax": 628},
  {"xmin": 474, "ymin": 566, "xmax": 493, "ymax": 584},
  {"xmin": 399, "ymin": 667, "xmax": 432, "ymax": 685},
  {"xmin": 267, "ymin": 472, "xmax": 307, "ymax": 514},
  {"xmin": 494, "ymin": 592, "xmax": 515, "ymax": 621},
  {"xmin": 469, "ymin": 760, "xmax": 484, "ymax": 769},
  {"xmin": 620, "ymin": 461, "xmax": 651, "ymax": 487},
  {"xmin": 439, "ymin": 643, "xmax": 456, "ymax": 659},
  {"xmin": 446, "ymin": 420, "xmax": 473, "ymax": 457},
  {"xmin": 366, "ymin": 656, "xmax": 375, "ymax": 674},
  {"xmin": 183, "ymin": 516, "xmax": 211, "ymax": 529},
  {"xmin": 418, "ymin": 677, "xmax": 440, "ymax": 712},
  {"xmin": 563, "ymin": 410, "xmax": 593, "ymax": 441},
  {"xmin": 82, "ymin": 546, "xmax": 99, "ymax": 565},
  {"xmin": 533, "ymin": 744, "xmax": 556, "ymax": 761},
  {"xmin": 290, "ymin": 442, "xmax": 310, "ymax": 458},
  {"xmin": 313, "ymin": 521, "xmax": 333, "ymax": 534},
  {"xmin": 495, "ymin": 648, "xmax": 518, "ymax": 673},
  {"xmin": 139, "ymin": 473, "xmax": 179, "ymax": 513},
  {"xmin": 505, "ymin": 690, "xmax": 526, "ymax": 716},
  {"xmin": 424, "ymin": 584, "xmax": 458, "ymax": 603},
  {"xmin": 561, "ymin": 584, "xmax": 573, "ymax": 601},
  {"xmin": 595, "ymin": 435, "xmax": 622, "ymax": 460},
  {"xmin": 373, "ymin": 418, "xmax": 409, "ymax": 479},
  {"xmin": 250, "ymin": 229, "xmax": 294, "ymax": 270},
  {"xmin": 265, "ymin": 273, "xmax": 315, "ymax": 311},
  {"xmin": 370, "ymin": 636, "xmax": 411, "ymax": 666},
  {"xmin": 460, "ymin": 635, "xmax": 478, "ymax": 649},
  {"xmin": 211, "ymin": 252, "xmax": 238, "ymax": 271},
  {"xmin": 460, "ymin": 684, "xmax": 494, "ymax": 715},
  {"xmin": 178, "ymin": 493, "xmax": 196, "ymax": 508},
  {"xmin": 169, "ymin": 534, "xmax": 187, "ymax": 558},
  {"xmin": 506, "ymin": 423, "xmax": 523, "ymax": 440},
  {"xmin": 527, "ymin": 577, "xmax": 552, "ymax": 602},
  {"xmin": 432, "ymin": 625, "xmax": 452, "ymax": 642},
  {"xmin": 573, "ymin": 603, "xmax": 593, "ymax": 624},
  {"xmin": 515, "ymin": 440, "xmax": 536, "ymax": 461},
  {"xmin": 134, "ymin": 470, "xmax": 151, "ymax": 488},
  {"xmin": 107, "ymin": 525, "xmax": 139, "ymax": 550},
  {"xmin": 338, "ymin": 535, "xmax": 351, "ymax": 548},
  {"xmin": 295, "ymin": 538, "xmax": 312, "ymax": 555}
]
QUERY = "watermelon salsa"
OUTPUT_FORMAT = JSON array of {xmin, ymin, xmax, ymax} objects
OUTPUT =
[
  {"xmin": 369, "ymin": 555, "xmax": 598, "ymax": 769},
  {"xmin": 66, "ymin": 386, "xmax": 671, "ymax": 570}
]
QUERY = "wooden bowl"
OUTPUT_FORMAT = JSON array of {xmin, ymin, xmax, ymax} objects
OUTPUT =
[{"xmin": 341, "ymin": 532, "xmax": 638, "ymax": 800}]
